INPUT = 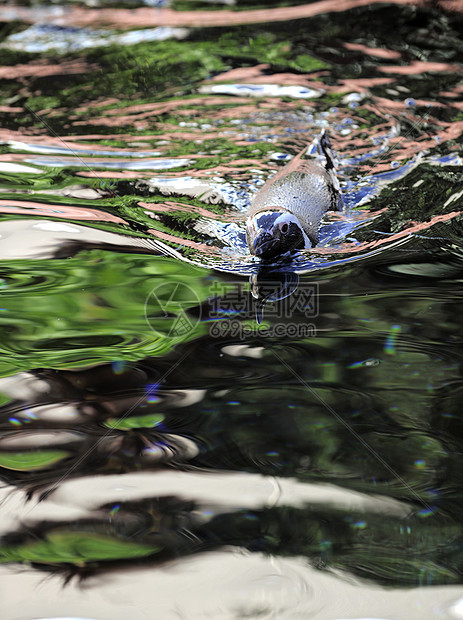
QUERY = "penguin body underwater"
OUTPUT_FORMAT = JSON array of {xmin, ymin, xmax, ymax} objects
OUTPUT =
[{"xmin": 246, "ymin": 130, "xmax": 343, "ymax": 260}]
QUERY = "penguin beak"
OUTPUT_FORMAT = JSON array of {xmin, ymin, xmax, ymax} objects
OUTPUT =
[{"xmin": 252, "ymin": 230, "xmax": 281, "ymax": 259}]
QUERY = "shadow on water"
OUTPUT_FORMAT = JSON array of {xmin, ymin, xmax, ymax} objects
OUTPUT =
[{"xmin": 0, "ymin": 0, "xmax": 463, "ymax": 617}]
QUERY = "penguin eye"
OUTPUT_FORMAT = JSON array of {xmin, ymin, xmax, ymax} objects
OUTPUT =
[{"xmin": 281, "ymin": 223, "xmax": 289, "ymax": 233}]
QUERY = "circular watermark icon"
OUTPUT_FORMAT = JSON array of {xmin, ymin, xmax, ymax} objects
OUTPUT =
[{"xmin": 144, "ymin": 281, "xmax": 202, "ymax": 338}]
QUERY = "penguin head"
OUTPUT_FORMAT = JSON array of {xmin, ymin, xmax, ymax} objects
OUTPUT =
[{"xmin": 246, "ymin": 209, "xmax": 306, "ymax": 260}]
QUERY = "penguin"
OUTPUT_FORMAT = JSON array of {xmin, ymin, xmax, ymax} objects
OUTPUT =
[{"xmin": 246, "ymin": 130, "xmax": 343, "ymax": 260}]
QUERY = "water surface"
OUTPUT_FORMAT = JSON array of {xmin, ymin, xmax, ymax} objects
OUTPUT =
[{"xmin": 0, "ymin": 1, "xmax": 463, "ymax": 618}]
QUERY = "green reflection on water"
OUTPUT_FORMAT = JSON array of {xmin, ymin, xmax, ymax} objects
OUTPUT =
[
  {"xmin": 0, "ymin": 251, "xmax": 209, "ymax": 376},
  {"xmin": 0, "ymin": 449, "xmax": 70, "ymax": 471},
  {"xmin": 0, "ymin": 531, "xmax": 157, "ymax": 565}
]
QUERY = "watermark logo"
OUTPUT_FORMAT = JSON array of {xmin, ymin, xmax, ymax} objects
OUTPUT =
[
  {"xmin": 144, "ymin": 280, "xmax": 318, "ymax": 339},
  {"xmin": 209, "ymin": 319, "xmax": 316, "ymax": 339},
  {"xmin": 208, "ymin": 281, "xmax": 318, "ymax": 339},
  {"xmin": 208, "ymin": 281, "xmax": 318, "ymax": 319},
  {"xmin": 144, "ymin": 282, "xmax": 201, "ymax": 338}
]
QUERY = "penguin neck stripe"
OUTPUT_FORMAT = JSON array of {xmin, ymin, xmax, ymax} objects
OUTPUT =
[{"xmin": 253, "ymin": 206, "xmax": 291, "ymax": 215}]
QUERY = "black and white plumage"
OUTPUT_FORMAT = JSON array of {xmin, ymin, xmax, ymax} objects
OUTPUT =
[{"xmin": 246, "ymin": 131, "xmax": 343, "ymax": 260}]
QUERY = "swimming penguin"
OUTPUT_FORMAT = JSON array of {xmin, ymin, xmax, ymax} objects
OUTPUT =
[{"xmin": 246, "ymin": 130, "xmax": 343, "ymax": 260}]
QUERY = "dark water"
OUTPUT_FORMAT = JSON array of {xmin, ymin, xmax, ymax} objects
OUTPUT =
[{"xmin": 0, "ymin": 1, "xmax": 463, "ymax": 618}]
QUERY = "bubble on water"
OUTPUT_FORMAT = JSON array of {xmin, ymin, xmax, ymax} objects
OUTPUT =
[
  {"xmin": 270, "ymin": 152, "xmax": 292, "ymax": 161},
  {"xmin": 199, "ymin": 83, "xmax": 324, "ymax": 99},
  {"xmin": 9, "ymin": 139, "xmax": 162, "ymax": 158},
  {"xmin": 390, "ymin": 161, "xmax": 400, "ymax": 169},
  {"xmin": 26, "ymin": 157, "xmax": 191, "ymax": 171},
  {"xmin": 109, "ymin": 503, "xmax": 121, "ymax": 517},
  {"xmin": 385, "ymin": 325, "xmax": 401, "ymax": 354},
  {"xmin": 22, "ymin": 407, "xmax": 38, "ymax": 420},
  {"xmin": 405, "ymin": 97, "xmax": 416, "ymax": 107},
  {"xmin": 112, "ymin": 361, "xmax": 126, "ymax": 375},
  {"xmin": 347, "ymin": 358, "xmax": 380, "ymax": 369},
  {"xmin": 145, "ymin": 383, "xmax": 161, "ymax": 404},
  {"xmin": 351, "ymin": 521, "xmax": 367, "ymax": 529},
  {"xmin": 1, "ymin": 23, "xmax": 188, "ymax": 54},
  {"xmin": 140, "ymin": 444, "xmax": 166, "ymax": 461},
  {"xmin": 341, "ymin": 92, "xmax": 365, "ymax": 104}
]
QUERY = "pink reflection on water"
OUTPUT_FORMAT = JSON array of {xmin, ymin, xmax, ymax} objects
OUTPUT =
[
  {"xmin": 139, "ymin": 201, "xmax": 241, "ymax": 221},
  {"xmin": 146, "ymin": 227, "xmax": 221, "ymax": 257},
  {"xmin": 315, "ymin": 210, "xmax": 462, "ymax": 257},
  {"xmin": 207, "ymin": 66, "xmax": 327, "ymax": 90},
  {"xmin": 0, "ymin": 106, "xmax": 23, "ymax": 114},
  {"xmin": 71, "ymin": 96, "xmax": 253, "ymax": 127},
  {"xmin": 338, "ymin": 77, "xmax": 396, "ymax": 91},
  {"xmin": 344, "ymin": 42, "xmax": 402, "ymax": 60},
  {"xmin": 0, "ymin": 0, "xmax": 438, "ymax": 29},
  {"xmin": 0, "ymin": 200, "xmax": 126, "ymax": 223},
  {"xmin": 71, "ymin": 103, "xmax": 289, "ymax": 128},
  {"xmin": 76, "ymin": 171, "xmax": 160, "ymax": 179},
  {"xmin": 378, "ymin": 60, "xmax": 463, "ymax": 75},
  {"xmin": 0, "ymin": 60, "xmax": 97, "ymax": 80}
]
